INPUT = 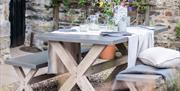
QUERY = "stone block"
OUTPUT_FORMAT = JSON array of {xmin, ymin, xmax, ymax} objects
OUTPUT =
[
  {"xmin": 165, "ymin": 11, "xmax": 173, "ymax": 16},
  {"xmin": 0, "ymin": 20, "xmax": 10, "ymax": 37},
  {"xmin": 0, "ymin": 37, "xmax": 10, "ymax": 49}
]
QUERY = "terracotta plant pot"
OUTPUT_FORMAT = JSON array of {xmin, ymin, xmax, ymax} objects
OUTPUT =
[{"xmin": 99, "ymin": 45, "xmax": 116, "ymax": 60}]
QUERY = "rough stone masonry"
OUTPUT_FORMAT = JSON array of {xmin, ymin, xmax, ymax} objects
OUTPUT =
[
  {"xmin": 0, "ymin": 0, "xmax": 11, "ymax": 63},
  {"xmin": 150, "ymin": 0, "xmax": 180, "ymax": 48},
  {"xmin": 25, "ymin": 0, "xmax": 180, "ymax": 49}
]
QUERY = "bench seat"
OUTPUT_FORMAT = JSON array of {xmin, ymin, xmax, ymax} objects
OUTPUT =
[{"xmin": 5, "ymin": 51, "xmax": 48, "ymax": 69}]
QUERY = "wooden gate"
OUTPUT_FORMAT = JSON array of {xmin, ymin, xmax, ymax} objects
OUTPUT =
[{"xmin": 9, "ymin": 0, "xmax": 26, "ymax": 47}]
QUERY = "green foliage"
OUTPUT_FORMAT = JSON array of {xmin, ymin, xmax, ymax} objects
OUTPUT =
[
  {"xmin": 46, "ymin": 0, "xmax": 86, "ymax": 10},
  {"xmin": 176, "ymin": 23, "xmax": 180, "ymax": 37},
  {"xmin": 114, "ymin": 0, "xmax": 121, "ymax": 5},
  {"xmin": 103, "ymin": 3, "xmax": 114, "ymax": 17},
  {"xmin": 64, "ymin": 0, "xmax": 69, "ymax": 9},
  {"xmin": 129, "ymin": 0, "xmax": 148, "ymax": 13},
  {"xmin": 78, "ymin": 0, "xmax": 86, "ymax": 6},
  {"xmin": 52, "ymin": 0, "xmax": 60, "ymax": 7}
]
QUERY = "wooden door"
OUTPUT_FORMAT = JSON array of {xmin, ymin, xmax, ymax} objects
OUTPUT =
[{"xmin": 9, "ymin": 0, "xmax": 26, "ymax": 47}]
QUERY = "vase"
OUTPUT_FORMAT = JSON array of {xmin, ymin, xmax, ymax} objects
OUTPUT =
[{"xmin": 99, "ymin": 45, "xmax": 116, "ymax": 60}]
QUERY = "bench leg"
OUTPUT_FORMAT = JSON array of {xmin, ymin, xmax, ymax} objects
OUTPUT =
[
  {"xmin": 126, "ymin": 82, "xmax": 138, "ymax": 91},
  {"xmin": 137, "ymin": 83, "xmax": 154, "ymax": 91},
  {"xmin": 14, "ymin": 66, "xmax": 38, "ymax": 91}
]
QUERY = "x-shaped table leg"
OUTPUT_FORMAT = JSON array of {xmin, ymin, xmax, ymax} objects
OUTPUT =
[
  {"xmin": 14, "ymin": 66, "xmax": 38, "ymax": 91},
  {"xmin": 50, "ymin": 42, "xmax": 105, "ymax": 91}
]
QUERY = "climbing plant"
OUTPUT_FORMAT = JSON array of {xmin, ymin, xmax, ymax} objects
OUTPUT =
[
  {"xmin": 176, "ymin": 23, "xmax": 180, "ymax": 38},
  {"xmin": 128, "ymin": 0, "xmax": 150, "ymax": 25},
  {"xmin": 128, "ymin": 0, "xmax": 148, "ymax": 13},
  {"xmin": 45, "ymin": 0, "xmax": 87, "ymax": 9}
]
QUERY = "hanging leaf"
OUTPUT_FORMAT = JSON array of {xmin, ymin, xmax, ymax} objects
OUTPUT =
[
  {"xmin": 114, "ymin": 0, "xmax": 120, "ymax": 5},
  {"xmin": 176, "ymin": 23, "xmax": 180, "ymax": 37},
  {"xmin": 79, "ymin": 0, "xmax": 86, "ymax": 6}
]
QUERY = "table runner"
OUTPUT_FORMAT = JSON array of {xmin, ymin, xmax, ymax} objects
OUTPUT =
[{"xmin": 126, "ymin": 27, "xmax": 154, "ymax": 69}]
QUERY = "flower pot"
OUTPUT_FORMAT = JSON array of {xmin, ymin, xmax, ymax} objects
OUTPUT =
[{"xmin": 99, "ymin": 45, "xmax": 116, "ymax": 60}]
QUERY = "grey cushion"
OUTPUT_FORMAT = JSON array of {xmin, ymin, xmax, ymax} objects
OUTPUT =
[{"xmin": 5, "ymin": 51, "xmax": 48, "ymax": 69}]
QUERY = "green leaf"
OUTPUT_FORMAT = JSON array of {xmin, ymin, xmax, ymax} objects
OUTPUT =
[
  {"xmin": 79, "ymin": 0, "xmax": 86, "ymax": 6},
  {"xmin": 176, "ymin": 23, "xmax": 180, "ymax": 37}
]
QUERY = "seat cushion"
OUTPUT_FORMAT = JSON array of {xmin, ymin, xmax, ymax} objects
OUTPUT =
[
  {"xmin": 5, "ymin": 51, "xmax": 48, "ymax": 69},
  {"xmin": 138, "ymin": 47, "xmax": 180, "ymax": 68}
]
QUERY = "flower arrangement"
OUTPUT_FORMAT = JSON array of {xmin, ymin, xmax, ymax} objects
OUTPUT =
[
  {"xmin": 97, "ymin": 0, "xmax": 149, "ymax": 24},
  {"xmin": 96, "ymin": 0, "xmax": 126, "ymax": 25},
  {"xmin": 98, "ymin": 0, "xmax": 122, "ymax": 17}
]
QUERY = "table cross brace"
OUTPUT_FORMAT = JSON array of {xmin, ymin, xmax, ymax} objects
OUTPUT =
[
  {"xmin": 50, "ymin": 42, "xmax": 105, "ymax": 91},
  {"xmin": 14, "ymin": 66, "xmax": 38, "ymax": 91}
]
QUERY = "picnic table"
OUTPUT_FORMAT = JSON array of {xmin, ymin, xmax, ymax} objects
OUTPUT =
[{"xmin": 36, "ymin": 25, "xmax": 168, "ymax": 91}]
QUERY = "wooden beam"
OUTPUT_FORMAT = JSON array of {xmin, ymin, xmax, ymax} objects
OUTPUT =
[
  {"xmin": 85, "ymin": 56, "xmax": 127, "ymax": 76},
  {"xmin": 145, "ymin": 0, "xmax": 150, "ymax": 25},
  {"xmin": 31, "ymin": 73, "xmax": 70, "ymax": 86},
  {"xmin": 53, "ymin": 3, "xmax": 60, "ymax": 30},
  {"xmin": 116, "ymin": 74, "xmax": 163, "ymax": 88}
]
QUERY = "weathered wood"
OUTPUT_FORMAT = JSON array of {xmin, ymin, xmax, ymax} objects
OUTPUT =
[
  {"xmin": 14, "ymin": 66, "xmax": 38, "ymax": 91},
  {"xmin": 86, "ymin": 56, "xmax": 127, "ymax": 76},
  {"xmin": 32, "ymin": 73, "xmax": 70, "ymax": 86},
  {"xmin": 62, "ymin": 42, "xmax": 81, "ymax": 63},
  {"xmin": 51, "ymin": 42, "xmax": 78, "ymax": 73},
  {"xmin": 57, "ymin": 44, "xmax": 105, "ymax": 91},
  {"xmin": 36, "ymin": 33, "xmax": 128, "ymax": 45},
  {"xmin": 105, "ymin": 64, "xmax": 127, "ymax": 82},
  {"xmin": 145, "ymin": 0, "xmax": 150, "ymax": 25},
  {"xmin": 116, "ymin": 74, "xmax": 165, "ymax": 91},
  {"xmin": 49, "ymin": 42, "xmax": 67, "ymax": 74},
  {"xmin": 117, "ymin": 74, "xmax": 163, "ymax": 84},
  {"xmin": 126, "ymin": 82, "xmax": 138, "ymax": 91},
  {"xmin": 53, "ymin": 3, "xmax": 60, "ymax": 30},
  {"xmin": 78, "ymin": 76, "xmax": 95, "ymax": 91},
  {"xmin": 49, "ymin": 42, "xmax": 81, "ymax": 74},
  {"xmin": 50, "ymin": 42, "xmax": 106, "ymax": 91}
]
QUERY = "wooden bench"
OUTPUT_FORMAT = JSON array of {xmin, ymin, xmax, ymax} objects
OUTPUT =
[
  {"xmin": 5, "ymin": 51, "xmax": 48, "ymax": 91},
  {"xmin": 113, "ymin": 74, "xmax": 166, "ymax": 91}
]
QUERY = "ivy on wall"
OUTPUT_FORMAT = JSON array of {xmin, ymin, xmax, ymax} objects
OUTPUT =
[{"xmin": 48, "ymin": 0, "xmax": 87, "ymax": 9}]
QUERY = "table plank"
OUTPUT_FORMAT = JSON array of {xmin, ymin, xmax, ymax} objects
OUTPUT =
[
  {"xmin": 138, "ymin": 25, "xmax": 168, "ymax": 34},
  {"xmin": 36, "ymin": 33, "xmax": 128, "ymax": 45}
]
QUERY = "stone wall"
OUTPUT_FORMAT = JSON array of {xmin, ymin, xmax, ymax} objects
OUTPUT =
[
  {"xmin": 149, "ymin": 0, "xmax": 180, "ymax": 48},
  {"xmin": 25, "ymin": 0, "xmax": 90, "ymax": 47},
  {"xmin": 0, "ymin": 0, "xmax": 11, "ymax": 63},
  {"xmin": 0, "ymin": 0, "xmax": 2, "ymax": 15},
  {"xmin": 23, "ymin": 0, "xmax": 180, "ymax": 49},
  {"xmin": 25, "ymin": 0, "xmax": 53, "ymax": 47}
]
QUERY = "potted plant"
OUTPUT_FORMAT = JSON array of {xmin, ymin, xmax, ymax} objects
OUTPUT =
[{"xmin": 99, "ymin": 44, "xmax": 117, "ymax": 60}]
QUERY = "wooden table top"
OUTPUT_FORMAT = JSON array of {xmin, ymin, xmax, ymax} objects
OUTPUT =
[{"xmin": 36, "ymin": 25, "xmax": 168, "ymax": 45}]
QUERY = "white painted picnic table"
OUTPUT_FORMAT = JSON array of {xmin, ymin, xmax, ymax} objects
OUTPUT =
[{"xmin": 36, "ymin": 25, "xmax": 168, "ymax": 91}]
